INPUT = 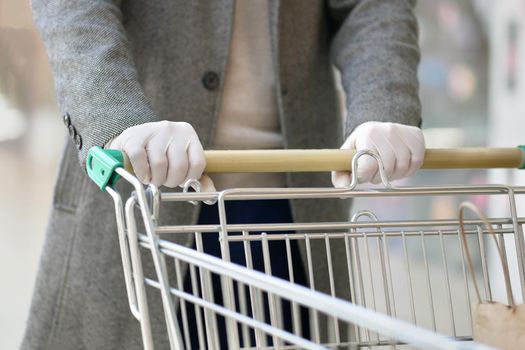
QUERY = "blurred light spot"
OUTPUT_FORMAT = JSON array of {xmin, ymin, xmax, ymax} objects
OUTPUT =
[
  {"xmin": 0, "ymin": 95, "xmax": 27, "ymax": 141},
  {"xmin": 419, "ymin": 58, "xmax": 448, "ymax": 89},
  {"xmin": 438, "ymin": 1, "xmax": 460, "ymax": 30},
  {"xmin": 430, "ymin": 196, "xmax": 456, "ymax": 220},
  {"xmin": 468, "ymin": 174, "xmax": 489, "ymax": 209},
  {"xmin": 447, "ymin": 64, "xmax": 477, "ymax": 101}
]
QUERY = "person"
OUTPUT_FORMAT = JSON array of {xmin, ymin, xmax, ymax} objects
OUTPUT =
[{"xmin": 23, "ymin": 0, "xmax": 424, "ymax": 349}]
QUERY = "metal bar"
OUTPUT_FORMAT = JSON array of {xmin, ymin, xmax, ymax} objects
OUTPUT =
[
  {"xmin": 160, "ymin": 184, "xmax": 525, "ymax": 203},
  {"xmin": 344, "ymin": 231, "xmax": 360, "ymax": 345},
  {"xmin": 363, "ymin": 230, "xmax": 380, "ymax": 344},
  {"xmin": 174, "ymin": 258, "xmax": 191, "ymax": 349},
  {"xmin": 237, "ymin": 281, "xmax": 250, "ymax": 347},
  {"xmin": 363, "ymin": 231, "xmax": 378, "ymax": 310},
  {"xmin": 150, "ymin": 238, "xmax": 493, "ymax": 350},
  {"xmin": 351, "ymin": 233, "xmax": 368, "ymax": 342},
  {"xmin": 381, "ymin": 231, "xmax": 397, "ymax": 350},
  {"xmin": 497, "ymin": 231, "xmax": 513, "ymax": 304},
  {"xmin": 106, "ymin": 187, "xmax": 140, "ymax": 320},
  {"xmin": 401, "ymin": 231, "xmax": 417, "ymax": 325},
  {"xmin": 124, "ymin": 196, "xmax": 154, "ymax": 350},
  {"xmin": 383, "ymin": 230, "xmax": 397, "ymax": 320},
  {"xmin": 216, "ymin": 192, "xmax": 240, "ymax": 348},
  {"xmin": 195, "ymin": 231, "xmax": 220, "ymax": 350},
  {"xmin": 457, "ymin": 229, "xmax": 473, "ymax": 336},
  {"xmin": 376, "ymin": 234, "xmax": 391, "ymax": 315},
  {"xmin": 189, "ymin": 263, "xmax": 206, "ymax": 349},
  {"xmin": 156, "ymin": 219, "xmax": 518, "ymax": 235},
  {"xmin": 261, "ymin": 232, "xmax": 283, "ymax": 349},
  {"xmin": 144, "ymin": 279, "xmax": 325, "ymax": 350},
  {"xmin": 117, "ymin": 169, "xmax": 182, "ymax": 350},
  {"xmin": 477, "ymin": 225, "xmax": 493, "ymax": 301},
  {"xmin": 305, "ymin": 235, "xmax": 320, "ymax": 343},
  {"xmin": 324, "ymin": 234, "xmax": 340, "ymax": 343},
  {"xmin": 506, "ymin": 188, "xmax": 525, "ymax": 300},
  {"xmin": 438, "ymin": 230, "xmax": 456, "ymax": 336},
  {"xmin": 420, "ymin": 231, "xmax": 437, "ymax": 332},
  {"xmin": 242, "ymin": 230, "xmax": 266, "ymax": 348},
  {"xmin": 285, "ymin": 234, "xmax": 302, "ymax": 337}
]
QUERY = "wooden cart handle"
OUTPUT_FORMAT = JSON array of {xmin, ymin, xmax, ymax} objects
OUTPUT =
[
  {"xmin": 87, "ymin": 147, "xmax": 525, "ymax": 189},
  {"xmin": 202, "ymin": 147, "xmax": 525, "ymax": 173}
]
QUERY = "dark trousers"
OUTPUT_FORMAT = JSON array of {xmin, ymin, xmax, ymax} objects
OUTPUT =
[{"xmin": 178, "ymin": 200, "xmax": 310, "ymax": 349}]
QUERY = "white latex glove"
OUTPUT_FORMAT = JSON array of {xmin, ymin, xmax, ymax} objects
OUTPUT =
[
  {"xmin": 332, "ymin": 121, "xmax": 425, "ymax": 187},
  {"xmin": 108, "ymin": 121, "xmax": 215, "ymax": 190}
]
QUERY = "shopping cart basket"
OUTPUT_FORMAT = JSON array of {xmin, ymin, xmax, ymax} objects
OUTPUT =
[{"xmin": 86, "ymin": 146, "xmax": 525, "ymax": 349}]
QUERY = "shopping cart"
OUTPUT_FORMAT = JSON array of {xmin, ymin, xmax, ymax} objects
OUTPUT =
[{"xmin": 86, "ymin": 146, "xmax": 525, "ymax": 350}]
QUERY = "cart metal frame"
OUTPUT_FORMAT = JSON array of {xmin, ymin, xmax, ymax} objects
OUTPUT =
[{"xmin": 90, "ymin": 148, "xmax": 516, "ymax": 349}]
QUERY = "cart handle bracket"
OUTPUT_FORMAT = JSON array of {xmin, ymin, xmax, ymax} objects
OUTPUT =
[
  {"xmin": 86, "ymin": 146, "xmax": 124, "ymax": 191},
  {"xmin": 519, "ymin": 145, "xmax": 525, "ymax": 169}
]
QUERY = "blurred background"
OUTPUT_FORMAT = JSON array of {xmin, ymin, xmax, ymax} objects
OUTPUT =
[
  {"xmin": 1, "ymin": 0, "xmax": 524, "ymax": 348},
  {"xmin": 0, "ymin": 1, "xmax": 62, "ymax": 349}
]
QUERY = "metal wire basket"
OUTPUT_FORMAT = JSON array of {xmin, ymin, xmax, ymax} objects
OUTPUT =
[{"xmin": 86, "ymin": 146, "xmax": 525, "ymax": 349}]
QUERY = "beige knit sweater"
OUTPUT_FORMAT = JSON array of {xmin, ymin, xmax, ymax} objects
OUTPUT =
[{"xmin": 211, "ymin": 0, "xmax": 286, "ymax": 189}]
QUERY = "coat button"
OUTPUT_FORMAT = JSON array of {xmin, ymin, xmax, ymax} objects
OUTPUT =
[
  {"xmin": 202, "ymin": 71, "xmax": 220, "ymax": 90},
  {"xmin": 74, "ymin": 133, "xmax": 82, "ymax": 150},
  {"xmin": 63, "ymin": 113, "xmax": 71, "ymax": 127},
  {"xmin": 68, "ymin": 124, "xmax": 76, "ymax": 138}
]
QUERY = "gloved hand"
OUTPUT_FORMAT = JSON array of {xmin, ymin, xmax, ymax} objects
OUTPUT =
[
  {"xmin": 332, "ymin": 121, "xmax": 425, "ymax": 187},
  {"xmin": 108, "ymin": 121, "xmax": 215, "ymax": 190}
]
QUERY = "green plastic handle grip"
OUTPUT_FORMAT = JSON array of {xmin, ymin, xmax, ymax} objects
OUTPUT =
[
  {"xmin": 86, "ymin": 146, "xmax": 125, "ymax": 191},
  {"xmin": 520, "ymin": 145, "xmax": 525, "ymax": 169}
]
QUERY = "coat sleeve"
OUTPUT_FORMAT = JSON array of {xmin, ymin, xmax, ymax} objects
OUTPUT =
[
  {"xmin": 32, "ymin": 0, "xmax": 158, "ymax": 168},
  {"xmin": 327, "ymin": 0, "xmax": 422, "ymax": 137}
]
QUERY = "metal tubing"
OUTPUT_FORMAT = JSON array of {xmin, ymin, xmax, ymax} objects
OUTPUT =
[
  {"xmin": 105, "ymin": 160, "xmax": 519, "ymax": 350},
  {"xmin": 194, "ymin": 232, "xmax": 220, "ymax": 350},
  {"xmin": 152, "ymin": 238, "xmax": 493, "ymax": 350},
  {"xmin": 215, "ymin": 191, "xmax": 240, "ymax": 349},
  {"xmin": 106, "ymin": 187, "xmax": 140, "ymax": 320},
  {"xmin": 438, "ymin": 230, "xmax": 456, "ymax": 336},
  {"xmin": 118, "ymin": 168, "xmax": 183, "ymax": 350},
  {"xmin": 124, "ymin": 196, "xmax": 154, "ymax": 350},
  {"xmin": 241, "ymin": 230, "xmax": 266, "ymax": 347},
  {"xmin": 188, "ymin": 264, "xmax": 206, "ymax": 349},
  {"xmin": 420, "ymin": 231, "xmax": 437, "ymax": 332},
  {"xmin": 160, "ymin": 184, "xmax": 525, "ymax": 203},
  {"xmin": 156, "ymin": 218, "xmax": 520, "ymax": 235}
]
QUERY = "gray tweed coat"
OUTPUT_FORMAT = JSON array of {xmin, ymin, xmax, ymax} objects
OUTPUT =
[{"xmin": 23, "ymin": 0, "xmax": 421, "ymax": 349}]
